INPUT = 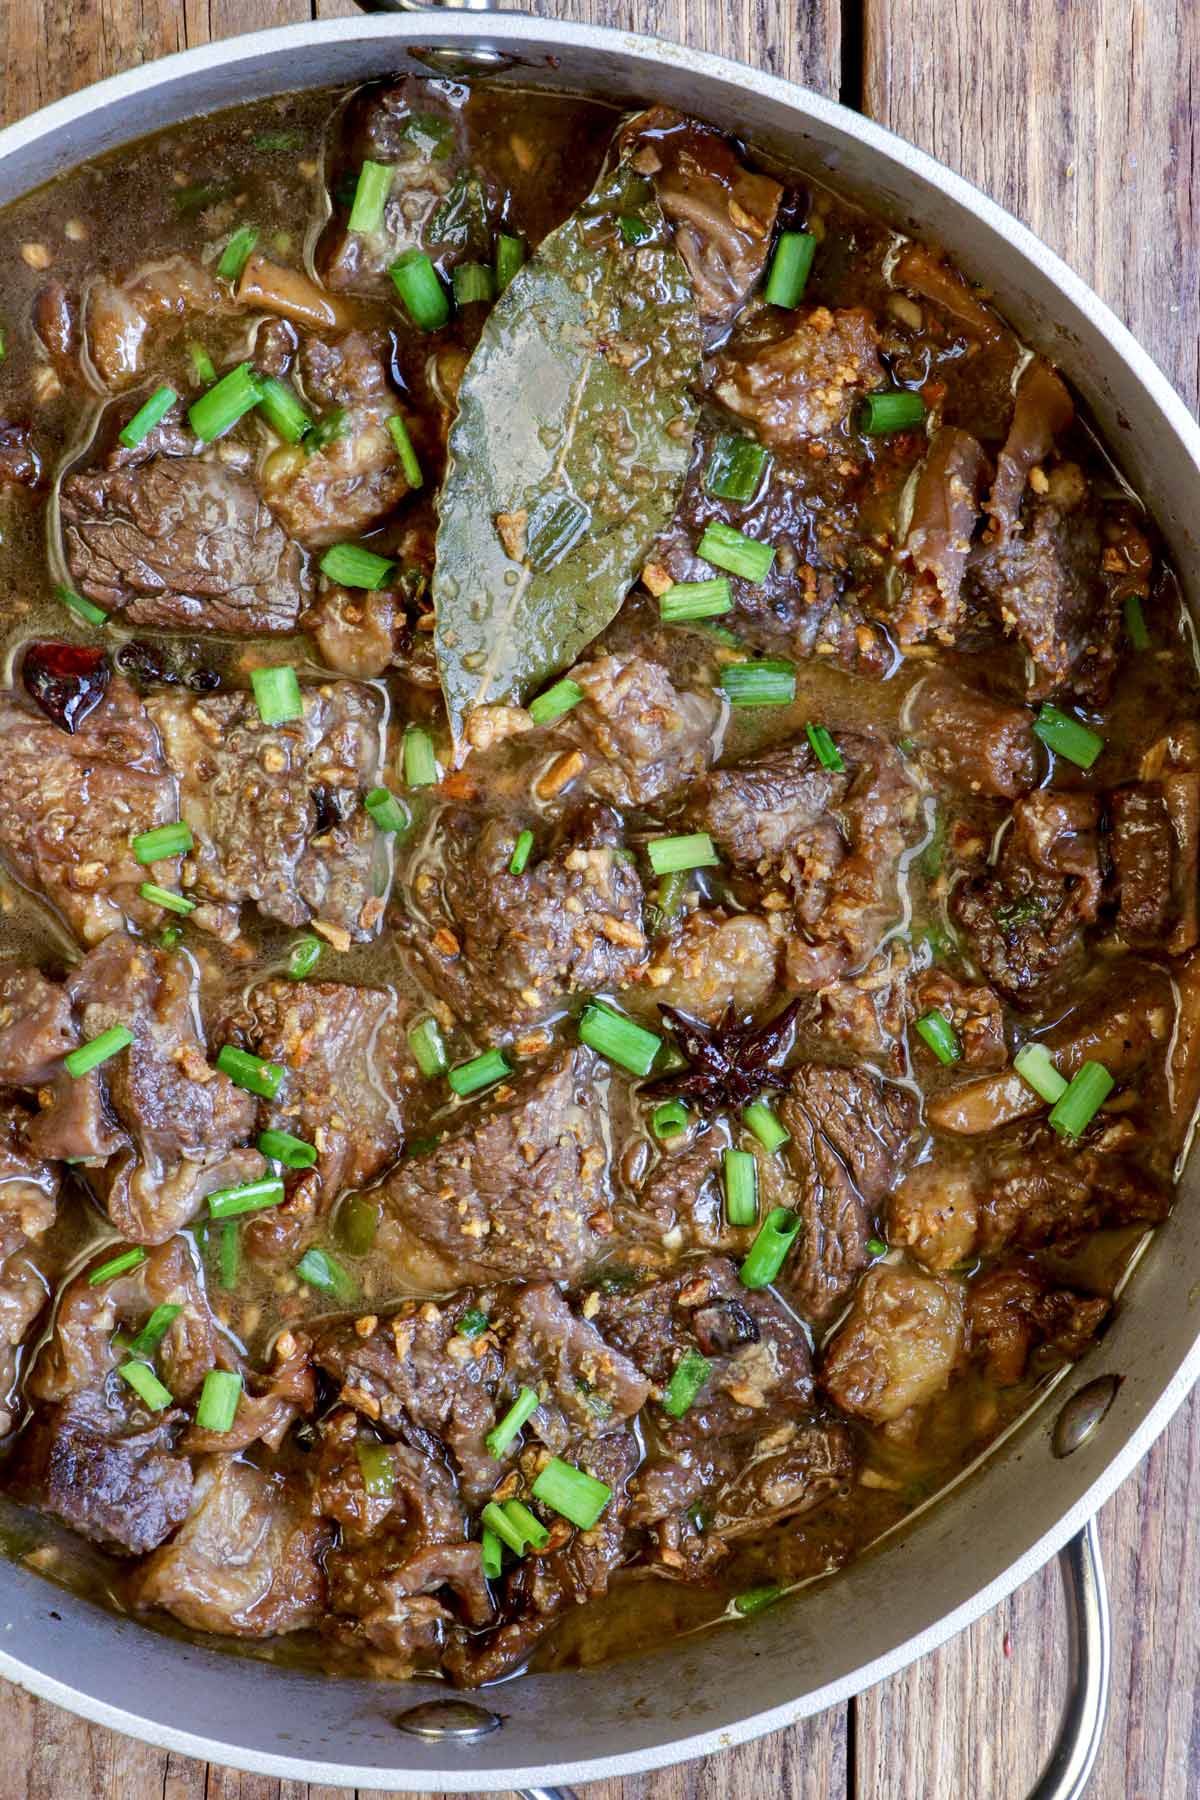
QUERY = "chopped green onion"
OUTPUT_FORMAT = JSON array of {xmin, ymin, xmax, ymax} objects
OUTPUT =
[
  {"xmin": 257, "ymin": 1128, "xmax": 317, "ymax": 1169},
  {"xmin": 256, "ymin": 376, "xmax": 312, "ymax": 444},
  {"xmin": 138, "ymin": 883, "xmax": 196, "ymax": 916},
  {"xmin": 764, "ymin": 230, "xmax": 817, "ymax": 307},
  {"xmin": 743, "ymin": 1099, "xmax": 790, "ymax": 1154},
  {"xmin": 403, "ymin": 725, "xmax": 438, "ymax": 787},
  {"xmin": 357, "ymin": 1439, "xmax": 395, "ymax": 1498},
  {"xmin": 195, "ymin": 1368, "xmax": 242, "ymax": 1433},
  {"xmin": 250, "ymin": 664, "xmax": 303, "ymax": 727},
  {"xmin": 389, "ymin": 248, "xmax": 451, "ymax": 330},
  {"xmin": 720, "ymin": 659, "xmax": 796, "ymax": 707},
  {"xmin": 132, "ymin": 822, "xmax": 194, "ymax": 864},
  {"xmin": 126, "ymin": 1303, "xmax": 182, "ymax": 1360},
  {"xmin": 1049, "ymin": 1060, "xmax": 1114, "ymax": 1138},
  {"xmin": 806, "ymin": 722, "xmax": 845, "ymax": 772},
  {"xmin": 866, "ymin": 1237, "xmax": 888, "ymax": 1257},
  {"xmin": 187, "ymin": 341, "xmax": 217, "ymax": 386},
  {"xmin": 337, "ymin": 1192, "xmax": 379, "ymax": 1257},
  {"xmin": 740, "ymin": 1207, "xmax": 802, "ymax": 1289},
  {"xmin": 207, "ymin": 1177, "xmax": 285, "ymax": 1220},
  {"xmin": 734, "ymin": 1584, "xmax": 783, "ymax": 1616},
  {"xmin": 304, "ymin": 407, "xmax": 347, "ymax": 456},
  {"xmin": 452, "ymin": 261, "xmax": 495, "ymax": 306},
  {"xmin": 387, "ymin": 414, "xmax": 422, "ymax": 487},
  {"xmin": 218, "ymin": 1219, "xmax": 241, "ymax": 1289},
  {"xmin": 216, "ymin": 225, "xmax": 259, "ymax": 281},
  {"xmin": 647, "ymin": 833, "xmax": 719, "ymax": 876},
  {"xmin": 652, "ymin": 868, "xmax": 691, "ymax": 927},
  {"xmin": 509, "ymin": 829, "xmax": 534, "ymax": 875},
  {"xmin": 860, "ymin": 389, "xmax": 927, "ymax": 435},
  {"xmin": 531, "ymin": 1456, "xmax": 612, "ymax": 1530},
  {"xmin": 120, "ymin": 1360, "xmax": 173, "ymax": 1412},
  {"xmin": 448, "ymin": 1047, "xmax": 512, "ymax": 1098},
  {"xmin": 706, "ymin": 434, "xmax": 770, "ymax": 501},
  {"xmin": 662, "ymin": 1348, "xmax": 712, "ymax": 1419},
  {"xmin": 296, "ymin": 1246, "xmax": 360, "ymax": 1303},
  {"xmin": 1124, "ymin": 593, "xmax": 1151, "ymax": 650},
  {"xmin": 364, "ymin": 786, "xmax": 411, "ymax": 835},
  {"xmin": 914, "ymin": 1009, "xmax": 962, "ymax": 1065},
  {"xmin": 254, "ymin": 129, "xmax": 304, "ymax": 151},
  {"xmin": 408, "ymin": 1015, "xmax": 448, "ymax": 1078},
  {"xmin": 618, "ymin": 213, "xmax": 653, "ymax": 245},
  {"xmin": 55, "ymin": 584, "xmax": 107, "ymax": 627},
  {"xmin": 659, "ymin": 578, "xmax": 733, "ymax": 623},
  {"xmin": 1014, "ymin": 1042, "xmax": 1069, "ymax": 1104},
  {"xmin": 160, "ymin": 926, "xmax": 182, "ymax": 951},
  {"xmin": 495, "ymin": 233, "xmax": 525, "ymax": 292},
  {"xmin": 88, "ymin": 1246, "xmax": 147, "ymax": 1287},
  {"xmin": 528, "ymin": 677, "xmax": 584, "ymax": 726},
  {"xmin": 319, "ymin": 543, "xmax": 396, "ymax": 590},
  {"xmin": 118, "ymin": 385, "xmax": 177, "ymax": 449},
  {"xmin": 698, "ymin": 521, "xmax": 776, "ymax": 584},
  {"xmin": 216, "ymin": 1044, "xmax": 284, "ymax": 1100},
  {"xmin": 287, "ymin": 935, "xmax": 322, "ymax": 980},
  {"xmin": 486, "ymin": 1386, "xmax": 540, "ymax": 1458},
  {"xmin": 348, "ymin": 160, "xmax": 391, "ymax": 233},
  {"xmin": 187, "ymin": 362, "xmax": 262, "ymax": 442},
  {"xmin": 481, "ymin": 1499, "xmax": 545, "ymax": 1555},
  {"xmin": 458, "ymin": 1307, "xmax": 490, "ymax": 1340},
  {"xmin": 481, "ymin": 1526, "xmax": 504, "ymax": 1578},
  {"xmin": 1032, "ymin": 704, "xmax": 1105, "ymax": 770},
  {"xmin": 65, "ymin": 1025, "xmax": 133, "ymax": 1080},
  {"xmin": 652, "ymin": 1100, "xmax": 690, "ymax": 1140},
  {"xmin": 723, "ymin": 1147, "xmax": 758, "ymax": 1226},
  {"xmin": 578, "ymin": 1002, "xmax": 662, "ymax": 1078}
]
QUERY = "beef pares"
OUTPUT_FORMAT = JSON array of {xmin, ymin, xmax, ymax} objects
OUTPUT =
[
  {"xmin": 0, "ymin": 1102, "xmax": 59, "ymax": 1433},
  {"xmin": 892, "ymin": 428, "xmax": 988, "ymax": 646},
  {"xmin": 821, "ymin": 1264, "xmax": 966, "ymax": 1425},
  {"xmin": 907, "ymin": 672, "xmax": 1037, "ymax": 800},
  {"xmin": 966, "ymin": 1259, "xmax": 1109, "ymax": 1385},
  {"xmin": 713, "ymin": 307, "xmax": 884, "ymax": 447},
  {"xmin": 557, "ymin": 652, "xmax": 722, "ymax": 807}
]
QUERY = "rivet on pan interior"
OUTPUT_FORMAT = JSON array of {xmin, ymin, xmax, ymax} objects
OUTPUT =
[
  {"xmin": 1052, "ymin": 1373, "xmax": 1122, "ymax": 1458},
  {"xmin": 394, "ymin": 1698, "xmax": 502, "ymax": 1741}
]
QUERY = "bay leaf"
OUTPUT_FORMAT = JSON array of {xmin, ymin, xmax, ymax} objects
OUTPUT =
[{"xmin": 433, "ymin": 154, "xmax": 703, "ymax": 744}]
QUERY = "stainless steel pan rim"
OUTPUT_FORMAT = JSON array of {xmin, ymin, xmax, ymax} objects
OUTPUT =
[{"xmin": 1, "ymin": 14, "xmax": 1199, "ymax": 1791}]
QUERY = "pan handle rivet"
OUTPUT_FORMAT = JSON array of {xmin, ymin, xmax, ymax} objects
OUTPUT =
[
  {"xmin": 394, "ymin": 1698, "xmax": 503, "ymax": 1740},
  {"xmin": 1052, "ymin": 1373, "xmax": 1122, "ymax": 1458}
]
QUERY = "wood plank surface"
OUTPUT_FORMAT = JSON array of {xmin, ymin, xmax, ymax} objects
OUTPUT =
[{"xmin": 0, "ymin": 0, "xmax": 1197, "ymax": 1796}]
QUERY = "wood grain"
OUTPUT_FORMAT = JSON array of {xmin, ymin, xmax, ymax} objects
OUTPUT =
[{"xmin": 1, "ymin": 0, "xmax": 1198, "ymax": 1796}]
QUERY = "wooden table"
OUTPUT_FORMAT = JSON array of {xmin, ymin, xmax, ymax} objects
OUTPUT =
[{"xmin": 2, "ymin": 0, "xmax": 1198, "ymax": 1795}]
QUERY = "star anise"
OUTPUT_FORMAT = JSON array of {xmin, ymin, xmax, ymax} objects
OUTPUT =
[{"xmin": 643, "ymin": 1000, "xmax": 803, "ymax": 1112}]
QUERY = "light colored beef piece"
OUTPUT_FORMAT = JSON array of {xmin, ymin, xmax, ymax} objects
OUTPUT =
[
  {"xmin": 416, "ymin": 809, "xmax": 646, "ymax": 1032},
  {"xmin": 986, "ymin": 357, "xmax": 1075, "ymax": 535},
  {"xmin": 0, "ymin": 967, "xmax": 74, "ymax": 1083},
  {"xmin": 130, "ymin": 1457, "xmax": 329, "ymax": 1636},
  {"xmin": 147, "ymin": 682, "xmax": 384, "ymax": 943},
  {"xmin": 891, "ymin": 243, "xmax": 1006, "ymax": 347},
  {"xmin": 907, "ymin": 671, "xmax": 1037, "ymax": 799},
  {"xmin": 559, "ymin": 652, "xmax": 723, "ymax": 807},
  {"xmin": 713, "ymin": 307, "xmax": 884, "ymax": 447},
  {"xmin": 966, "ymin": 1259, "xmax": 1110, "ymax": 1385},
  {"xmin": 893, "ymin": 427, "xmax": 988, "ymax": 644},
  {"xmin": 887, "ymin": 1160, "xmax": 979, "ymax": 1273},
  {"xmin": 0, "ymin": 422, "xmax": 39, "ymax": 489},
  {"xmin": 260, "ymin": 333, "xmax": 413, "ymax": 547},
  {"xmin": 84, "ymin": 257, "xmax": 227, "ymax": 388},
  {"xmin": 911, "ymin": 968, "xmax": 1007, "ymax": 1070},
  {"xmin": 642, "ymin": 910, "xmax": 779, "ymax": 1024},
  {"xmin": 7, "ymin": 1395, "xmax": 193, "ymax": 1555},
  {"xmin": 61, "ymin": 442, "xmax": 309, "ymax": 634},
  {"xmin": 0, "ymin": 1102, "xmax": 59, "ymax": 1434},
  {"xmin": 821, "ymin": 1264, "xmax": 966, "ymax": 1424},
  {"xmin": 376, "ymin": 1047, "xmax": 609, "ymax": 1287},
  {"xmin": 0, "ymin": 676, "xmax": 178, "ymax": 945},
  {"xmin": 303, "ymin": 585, "xmax": 409, "ymax": 678}
]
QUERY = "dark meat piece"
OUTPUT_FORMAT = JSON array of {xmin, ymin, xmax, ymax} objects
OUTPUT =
[
  {"xmin": 0, "ymin": 967, "xmax": 75, "ymax": 1084},
  {"xmin": 907, "ymin": 672, "xmax": 1037, "ymax": 799},
  {"xmin": 952, "ymin": 790, "xmax": 1101, "ymax": 1006},
  {"xmin": 260, "ymin": 333, "xmax": 413, "ymax": 547},
  {"xmin": 623, "ymin": 108, "xmax": 782, "ymax": 332},
  {"xmin": 303, "ymin": 584, "xmax": 410, "ymax": 678},
  {"xmin": 891, "ymin": 244, "xmax": 1006, "ymax": 346},
  {"xmin": 147, "ymin": 682, "xmax": 384, "ymax": 943},
  {"xmin": 967, "ymin": 1260, "xmax": 1110, "ymax": 1385},
  {"xmin": 0, "ymin": 422, "xmax": 40, "ymax": 489},
  {"xmin": 84, "ymin": 257, "xmax": 228, "ymax": 388},
  {"xmin": 712, "ymin": 307, "xmax": 884, "ymax": 447},
  {"xmin": 778, "ymin": 1064, "xmax": 916, "ymax": 1323},
  {"xmin": 631, "ymin": 1124, "xmax": 735, "ymax": 1252},
  {"xmin": 376, "ymin": 1047, "xmax": 609, "ymax": 1286},
  {"xmin": 0, "ymin": 1102, "xmax": 59, "ymax": 1434},
  {"xmin": 0, "ymin": 674, "xmax": 179, "ymax": 945},
  {"xmin": 910, "ymin": 968, "xmax": 1007, "ymax": 1070},
  {"xmin": 821, "ymin": 1264, "xmax": 966, "ymax": 1424},
  {"xmin": 1109, "ymin": 783, "xmax": 1176, "ymax": 945},
  {"xmin": 691, "ymin": 738, "xmax": 847, "ymax": 873},
  {"xmin": 61, "ymin": 438, "xmax": 309, "ymax": 634},
  {"xmin": 986, "ymin": 358, "xmax": 1075, "ymax": 535},
  {"xmin": 642, "ymin": 910, "xmax": 780, "ymax": 1024},
  {"xmin": 1138, "ymin": 725, "xmax": 1200, "ymax": 954},
  {"xmin": 415, "ymin": 809, "xmax": 646, "ymax": 1033},
  {"xmin": 893, "ymin": 428, "xmax": 988, "ymax": 644},
  {"xmin": 221, "ymin": 979, "xmax": 411, "ymax": 1257},
  {"xmin": 557, "ymin": 653, "xmax": 722, "ymax": 807},
  {"xmin": 130, "ymin": 1457, "xmax": 329, "ymax": 1635}
]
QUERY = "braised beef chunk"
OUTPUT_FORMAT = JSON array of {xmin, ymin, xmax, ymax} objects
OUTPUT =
[
  {"xmin": 302, "ymin": 583, "xmax": 411, "ymax": 678},
  {"xmin": 907, "ymin": 672, "xmax": 1037, "ymax": 799},
  {"xmin": 985, "ymin": 357, "xmax": 1075, "ymax": 534},
  {"xmin": 0, "ymin": 421, "xmax": 39, "ymax": 489},
  {"xmin": 83, "ymin": 257, "xmax": 228, "ymax": 389},
  {"xmin": 415, "ymin": 808, "xmax": 646, "ymax": 1031},
  {"xmin": 821, "ymin": 1265, "xmax": 966, "ymax": 1424},
  {"xmin": 893, "ymin": 428, "xmax": 987, "ymax": 645},
  {"xmin": 147, "ymin": 682, "xmax": 384, "ymax": 942},
  {"xmin": 61, "ymin": 434, "xmax": 310, "ymax": 634},
  {"xmin": 8, "ymin": 1397, "xmax": 194, "ymax": 1555},
  {"xmin": 0, "ymin": 1102, "xmax": 59, "ymax": 1433},
  {"xmin": 1109, "ymin": 783, "xmax": 1176, "ymax": 944},
  {"xmin": 557, "ymin": 653, "xmax": 722, "ymax": 806},
  {"xmin": 692, "ymin": 738, "xmax": 847, "ymax": 873},
  {"xmin": 966, "ymin": 1260, "xmax": 1110, "ymax": 1385},
  {"xmin": 713, "ymin": 307, "xmax": 884, "ymax": 447},
  {"xmin": 642, "ymin": 910, "xmax": 780, "ymax": 1023},
  {"xmin": 910, "ymin": 969, "xmax": 1007, "ymax": 1070},
  {"xmin": 377, "ymin": 1047, "xmax": 609, "ymax": 1285}
]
